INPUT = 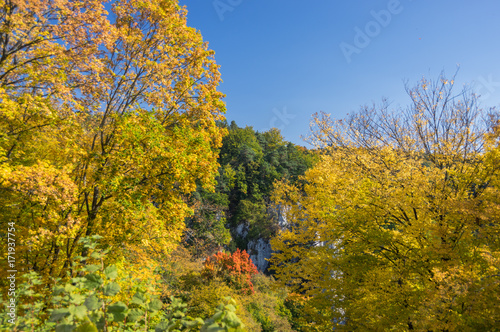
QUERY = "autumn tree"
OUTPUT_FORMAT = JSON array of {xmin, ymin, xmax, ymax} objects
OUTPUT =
[
  {"xmin": 0, "ymin": 0, "xmax": 225, "ymax": 284},
  {"xmin": 202, "ymin": 249, "xmax": 258, "ymax": 295},
  {"xmin": 270, "ymin": 74, "xmax": 500, "ymax": 330}
]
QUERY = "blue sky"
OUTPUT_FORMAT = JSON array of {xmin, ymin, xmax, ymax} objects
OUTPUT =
[{"xmin": 178, "ymin": 0, "xmax": 500, "ymax": 146}]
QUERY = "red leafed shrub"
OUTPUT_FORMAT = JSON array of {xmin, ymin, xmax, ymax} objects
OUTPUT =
[{"xmin": 202, "ymin": 249, "xmax": 258, "ymax": 294}]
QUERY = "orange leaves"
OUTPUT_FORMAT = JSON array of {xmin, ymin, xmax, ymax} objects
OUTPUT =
[{"xmin": 202, "ymin": 249, "xmax": 258, "ymax": 295}]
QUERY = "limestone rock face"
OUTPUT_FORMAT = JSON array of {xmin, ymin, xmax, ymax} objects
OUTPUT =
[
  {"xmin": 248, "ymin": 238, "xmax": 272, "ymax": 272},
  {"xmin": 243, "ymin": 203, "xmax": 289, "ymax": 273},
  {"xmin": 234, "ymin": 223, "xmax": 248, "ymax": 238}
]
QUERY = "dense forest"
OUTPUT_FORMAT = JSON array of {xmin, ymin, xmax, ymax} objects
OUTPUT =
[{"xmin": 1, "ymin": 0, "xmax": 499, "ymax": 331}]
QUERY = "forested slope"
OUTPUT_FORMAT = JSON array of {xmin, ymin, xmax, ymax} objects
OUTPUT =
[{"xmin": 184, "ymin": 121, "xmax": 316, "ymax": 268}]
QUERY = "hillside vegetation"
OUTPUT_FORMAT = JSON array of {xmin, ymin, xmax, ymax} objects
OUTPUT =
[{"xmin": 1, "ymin": 0, "xmax": 499, "ymax": 331}]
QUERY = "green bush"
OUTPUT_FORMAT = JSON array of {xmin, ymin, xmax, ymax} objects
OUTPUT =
[{"xmin": 1, "ymin": 236, "xmax": 246, "ymax": 332}]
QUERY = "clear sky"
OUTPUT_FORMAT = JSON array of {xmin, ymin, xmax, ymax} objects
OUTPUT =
[{"xmin": 178, "ymin": 0, "xmax": 500, "ymax": 146}]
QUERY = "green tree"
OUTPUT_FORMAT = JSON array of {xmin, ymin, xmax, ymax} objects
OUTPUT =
[
  {"xmin": 218, "ymin": 123, "xmax": 315, "ymax": 242},
  {"xmin": 183, "ymin": 122, "xmax": 315, "ymax": 259},
  {"xmin": 1, "ymin": 236, "xmax": 247, "ymax": 331}
]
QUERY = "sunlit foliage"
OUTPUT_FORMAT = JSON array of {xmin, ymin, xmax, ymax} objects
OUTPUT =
[
  {"xmin": 0, "ymin": 0, "xmax": 225, "ymax": 282},
  {"xmin": 271, "ymin": 75, "xmax": 500, "ymax": 330}
]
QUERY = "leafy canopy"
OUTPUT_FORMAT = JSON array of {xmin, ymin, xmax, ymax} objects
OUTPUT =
[
  {"xmin": 0, "ymin": 0, "xmax": 226, "ymax": 282},
  {"xmin": 270, "ymin": 74, "xmax": 500, "ymax": 331}
]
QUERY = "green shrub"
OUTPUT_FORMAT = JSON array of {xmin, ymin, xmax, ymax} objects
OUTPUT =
[{"xmin": 0, "ymin": 236, "xmax": 246, "ymax": 331}]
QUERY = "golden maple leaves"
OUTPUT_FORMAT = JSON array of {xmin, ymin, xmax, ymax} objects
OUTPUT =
[{"xmin": 0, "ymin": 0, "xmax": 226, "ymax": 282}]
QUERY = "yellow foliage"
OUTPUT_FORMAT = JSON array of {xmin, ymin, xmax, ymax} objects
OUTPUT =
[
  {"xmin": 0, "ymin": 0, "xmax": 226, "ymax": 286},
  {"xmin": 271, "ymin": 76, "xmax": 500, "ymax": 330}
]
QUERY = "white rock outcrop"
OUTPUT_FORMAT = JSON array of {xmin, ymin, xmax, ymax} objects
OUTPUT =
[{"xmin": 245, "ymin": 203, "xmax": 289, "ymax": 273}]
